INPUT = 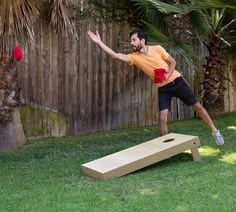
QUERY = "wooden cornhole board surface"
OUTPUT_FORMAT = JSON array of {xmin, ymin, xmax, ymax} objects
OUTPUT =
[{"xmin": 82, "ymin": 133, "xmax": 201, "ymax": 180}]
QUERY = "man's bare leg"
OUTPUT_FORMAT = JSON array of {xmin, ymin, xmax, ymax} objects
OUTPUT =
[
  {"xmin": 159, "ymin": 109, "xmax": 169, "ymax": 135},
  {"xmin": 191, "ymin": 102, "xmax": 217, "ymax": 133},
  {"xmin": 192, "ymin": 102, "xmax": 224, "ymax": 145}
]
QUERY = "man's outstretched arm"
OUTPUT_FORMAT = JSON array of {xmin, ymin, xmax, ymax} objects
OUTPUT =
[{"xmin": 87, "ymin": 30, "xmax": 129, "ymax": 63}]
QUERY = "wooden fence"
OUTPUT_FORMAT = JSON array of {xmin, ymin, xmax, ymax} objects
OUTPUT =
[
  {"xmin": 18, "ymin": 10, "xmax": 236, "ymax": 138},
  {"xmin": 224, "ymin": 56, "xmax": 236, "ymax": 113}
]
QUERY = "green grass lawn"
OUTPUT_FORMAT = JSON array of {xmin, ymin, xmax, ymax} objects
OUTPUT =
[{"xmin": 0, "ymin": 112, "xmax": 236, "ymax": 211}]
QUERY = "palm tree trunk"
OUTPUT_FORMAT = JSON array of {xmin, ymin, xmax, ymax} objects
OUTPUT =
[
  {"xmin": 0, "ymin": 58, "xmax": 26, "ymax": 150},
  {"xmin": 0, "ymin": 107, "xmax": 26, "ymax": 150},
  {"xmin": 203, "ymin": 35, "xmax": 225, "ymax": 117}
]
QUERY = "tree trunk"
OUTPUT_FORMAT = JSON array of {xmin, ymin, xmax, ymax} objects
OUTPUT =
[
  {"xmin": 203, "ymin": 35, "xmax": 225, "ymax": 117},
  {"xmin": 0, "ymin": 56, "xmax": 26, "ymax": 150},
  {"xmin": 0, "ymin": 107, "xmax": 26, "ymax": 150}
]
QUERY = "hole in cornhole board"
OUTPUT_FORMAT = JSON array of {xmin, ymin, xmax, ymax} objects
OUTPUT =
[{"xmin": 163, "ymin": 138, "xmax": 175, "ymax": 143}]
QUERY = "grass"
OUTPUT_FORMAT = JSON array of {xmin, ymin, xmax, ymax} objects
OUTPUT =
[{"xmin": 0, "ymin": 112, "xmax": 236, "ymax": 211}]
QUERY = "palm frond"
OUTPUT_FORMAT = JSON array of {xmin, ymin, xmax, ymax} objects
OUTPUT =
[
  {"xmin": 166, "ymin": 37, "xmax": 197, "ymax": 73},
  {"xmin": 199, "ymin": 0, "xmax": 236, "ymax": 10},
  {"xmin": 131, "ymin": 0, "xmax": 166, "ymax": 26},
  {"xmin": 131, "ymin": 0, "xmax": 151, "ymax": 11},
  {"xmin": 143, "ymin": 21, "xmax": 166, "ymax": 43},
  {"xmin": 210, "ymin": 9, "xmax": 226, "ymax": 32},
  {"xmin": 220, "ymin": 37, "xmax": 231, "ymax": 46},
  {"xmin": 46, "ymin": 0, "xmax": 78, "ymax": 39},
  {"xmin": 133, "ymin": 0, "xmax": 184, "ymax": 14},
  {"xmin": 218, "ymin": 18, "xmax": 235, "ymax": 35},
  {"xmin": 189, "ymin": 10, "xmax": 212, "ymax": 41},
  {"xmin": 132, "ymin": 0, "xmax": 207, "ymax": 15},
  {"xmin": 0, "ymin": 0, "xmax": 39, "ymax": 54},
  {"xmin": 143, "ymin": 23, "xmax": 197, "ymax": 72}
]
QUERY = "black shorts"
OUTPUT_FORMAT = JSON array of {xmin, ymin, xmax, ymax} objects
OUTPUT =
[{"xmin": 158, "ymin": 76, "xmax": 198, "ymax": 111}]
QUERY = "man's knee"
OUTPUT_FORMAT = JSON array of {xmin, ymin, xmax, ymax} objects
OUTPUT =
[
  {"xmin": 159, "ymin": 110, "xmax": 168, "ymax": 124},
  {"xmin": 192, "ymin": 102, "xmax": 203, "ymax": 111}
]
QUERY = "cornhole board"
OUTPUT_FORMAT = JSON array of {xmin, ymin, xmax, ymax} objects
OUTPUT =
[{"xmin": 82, "ymin": 133, "xmax": 201, "ymax": 180}]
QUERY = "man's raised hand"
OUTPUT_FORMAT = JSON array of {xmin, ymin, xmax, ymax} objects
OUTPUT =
[
  {"xmin": 86, "ymin": 30, "xmax": 129, "ymax": 63},
  {"xmin": 87, "ymin": 30, "xmax": 101, "ymax": 44}
]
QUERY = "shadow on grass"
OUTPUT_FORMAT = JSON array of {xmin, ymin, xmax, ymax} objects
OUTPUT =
[{"xmin": 129, "ymin": 152, "xmax": 193, "ymax": 175}]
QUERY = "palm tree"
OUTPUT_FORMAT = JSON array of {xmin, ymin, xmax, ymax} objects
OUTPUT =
[
  {"xmin": 132, "ymin": 0, "xmax": 236, "ymax": 117},
  {"xmin": 0, "ymin": 0, "xmax": 78, "ymax": 150},
  {"xmin": 193, "ymin": 6, "xmax": 236, "ymax": 116}
]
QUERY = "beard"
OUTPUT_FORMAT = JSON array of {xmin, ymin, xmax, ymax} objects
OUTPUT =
[{"xmin": 132, "ymin": 44, "xmax": 142, "ymax": 52}]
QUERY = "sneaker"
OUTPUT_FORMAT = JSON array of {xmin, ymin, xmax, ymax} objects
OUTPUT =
[{"xmin": 212, "ymin": 130, "xmax": 224, "ymax": 145}]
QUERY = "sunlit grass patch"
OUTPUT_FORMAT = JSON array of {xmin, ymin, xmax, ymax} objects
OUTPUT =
[
  {"xmin": 227, "ymin": 126, "xmax": 236, "ymax": 130},
  {"xmin": 199, "ymin": 146, "xmax": 220, "ymax": 157},
  {"xmin": 220, "ymin": 153, "xmax": 236, "ymax": 164},
  {"xmin": 139, "ymin": 188, "xmax": 158, "ymax": 195}
]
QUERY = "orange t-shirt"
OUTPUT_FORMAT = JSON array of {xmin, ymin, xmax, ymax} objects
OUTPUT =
[{"xmin": 127, "ymin": 45, "xmax": 181, "ymax": 87}]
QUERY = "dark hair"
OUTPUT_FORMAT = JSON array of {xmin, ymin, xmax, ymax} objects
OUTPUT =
[{"xmin": 130, "ymin": 29, "xmax": 148, "ymax": 44}]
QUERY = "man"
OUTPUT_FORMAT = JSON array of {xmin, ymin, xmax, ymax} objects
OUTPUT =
[{"xmin": 87, "ymin": 29, "xmax": 224, "ymax": 145}]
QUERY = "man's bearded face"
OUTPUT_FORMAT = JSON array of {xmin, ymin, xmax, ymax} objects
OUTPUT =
[{"xmin": 130, "ymin": 33, "xmax": 142, "ymax": 52}]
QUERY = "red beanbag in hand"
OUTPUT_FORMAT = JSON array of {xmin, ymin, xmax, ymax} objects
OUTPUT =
[
  {"xmin": 154, "ymin": 68, "xmax": 166, "ymax": 83},
  {"xmin": 13, "ymin": 45, "xmax": 23, "ymax": 62}
]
